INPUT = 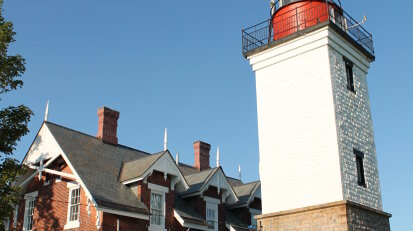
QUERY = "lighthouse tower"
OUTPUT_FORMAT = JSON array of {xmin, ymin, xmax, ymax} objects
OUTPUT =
[{"xmin": 243, "ymin": 0, "xmax": 391, "ymax": 229}]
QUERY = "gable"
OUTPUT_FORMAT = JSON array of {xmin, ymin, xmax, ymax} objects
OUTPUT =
[
  {"xmin": 121, "ymin": 151, "xmax": 189, "ymax": 193},
  {"xmin": 23, "ymin": 122, "xmax": 63, "ymax": 165},
  {"xmin": 181, "ymin": 167, "xmax": 238, "ymax": 204}
]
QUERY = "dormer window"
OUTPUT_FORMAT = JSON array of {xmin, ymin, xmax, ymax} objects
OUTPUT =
[
  {"xmin": 204, "ymin": 197, "xmax": 220, "ymax": 231},
  {"xmin": 148, "ymin": 183, "xmax": 168, "ymax": 231},
  {"xmin": 150, "ymin": 192, "xmax": 163, "ymax": 226},
  {"xmin": 206, "ymin": 209, "xmax": 216, "ymax": 229}
]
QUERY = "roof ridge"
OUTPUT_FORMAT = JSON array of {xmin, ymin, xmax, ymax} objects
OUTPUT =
[
  {"xmin": 234, "ymin": 180, "xmax": 260, "ymax": 187},
  {"xmin": 45, "ymin": 121, "xmax": 151, "ymax": 155}
]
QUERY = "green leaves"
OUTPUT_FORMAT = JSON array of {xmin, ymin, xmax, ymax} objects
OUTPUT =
[
  {"xmin": 0, "ymin": 0, "xmax": 32, "ymax": 227},
  {"xmin": 0, "ymin": 158, "xmax": 26, "ymax": 227},
  {"xmin": 0, "ymin": 106, "xmax": 33, "ymax": 155}
]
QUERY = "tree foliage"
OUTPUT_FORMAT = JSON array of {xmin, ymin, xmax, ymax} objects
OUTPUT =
[{"xmin": 0, "ymin": 0, "xmax": 32, "ymax": 227}]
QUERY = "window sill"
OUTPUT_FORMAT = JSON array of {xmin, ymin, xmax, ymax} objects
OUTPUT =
[
  {"xmin": 64, "ymin": 221, "xmax": 80, "ymax": 230},
  {"xmin": 148, "ymin": 225, "xmax": 167, "ymax": 231}
]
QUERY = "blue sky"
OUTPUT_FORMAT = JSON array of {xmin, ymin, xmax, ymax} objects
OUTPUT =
[{"xmin": 2, "ymin": 0, "xmax": 412, "ymax": 229}]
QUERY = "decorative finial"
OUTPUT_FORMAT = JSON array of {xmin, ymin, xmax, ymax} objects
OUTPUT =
[
  {"xmin": 176, "ymin": 153, "xmax": 179, "ymax": 165},
  {"xmin": 238, "ymin": 164, "xmax": 242, "ymax": 180},
  {"xmin": 44, "ymin": 100, "xmax": 49, "ymax": 121},
  {"xmin": 216, "ymin": 146, "xmax": 220, "ymax": 167},
  {"xmin": 163, "ymin": 128, "xmax": 168, "ymax": 151}
]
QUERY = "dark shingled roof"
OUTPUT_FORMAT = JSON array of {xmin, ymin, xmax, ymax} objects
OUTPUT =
[
  {"xmin": 177, "ymin": 163, "xmax": 200, "ymax": 176},
  {"xmin": 230, "ymin": 181, "xmax": 261, "ymax": 207},
  {"xmin": 174, "ymin": 196, "xmax": 208, "ymax": 227},
  {"xmin": 179, "ymin": 167, "xmax": 219, "ymax": 195},
  {"xmin": 227, "ymin": 177, "xmax": 244, "ymax": 187},
  {"xmin": 119, "ymin": 151, "xmax": 165, "ymax": 182},
  {"xmin": 225, "ymin": 208, "xmax": 250, "ymax": 231},
  {"xmin": 45, "ymin": 122, "xmax": 150, "ymax": 214}
]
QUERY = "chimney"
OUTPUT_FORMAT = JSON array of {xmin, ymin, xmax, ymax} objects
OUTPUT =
[
  {"xmin": 193, "ymin": 141, "xmax": 211, "ymax": 171},
  {"xmin": 97, "ymin": 107, "xmax": 120, "ymax": 145}
]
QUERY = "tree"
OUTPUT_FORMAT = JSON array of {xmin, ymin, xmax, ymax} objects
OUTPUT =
[{"xmin": 0, "ymin": 0, "xmax": 32, "ymax": 228}]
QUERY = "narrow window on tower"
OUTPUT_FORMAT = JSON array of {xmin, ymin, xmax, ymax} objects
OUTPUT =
[
  {"xmin": 344, "ymin": 57, "xmax": 355, "ymax": 93},
  {"xmin": 354, "ymin": 149, "xmax": 366, "ymax": 187}
]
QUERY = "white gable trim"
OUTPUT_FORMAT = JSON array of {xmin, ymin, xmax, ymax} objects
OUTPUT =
[
  {"xmin": 203, "ymin": 196, "xmax": 220, "ymax": 204},
  {"xmin": 96, "ymin": 207, "xmax": 149, "ymax": 220},
  {"xmin": 174, "ymin": 210, "xmax": 208, "ymax": 230},
  {"xmin": 201, "ymin": 168, "xmax": 238, "ymax": 204},
  {"xmin": 246, "ymin": 183, "xmax": 261, "ymax": 205},
  {"xmin": 122, "ymin": 152, "xmax": 189, "ymax": 191},
  {"xmin": 148, "ymin": 183, "xmax": 169, "ymax": 193},
  {"xmin": 22, "ymin": 123, "xmax": 98, "ymax": 208}
]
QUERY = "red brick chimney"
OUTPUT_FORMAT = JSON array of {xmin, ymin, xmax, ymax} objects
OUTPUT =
[
  {"xmin": 193, "ymin": 141, "xmax": 211, "ymax": 171},
  {"xmin": 97, "ymin": 107, "xmax": 120, "ymax": 145}
]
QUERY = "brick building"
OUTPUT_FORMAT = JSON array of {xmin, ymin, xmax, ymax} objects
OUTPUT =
[{"xmin": 6, "ymin": 107, "xmax": 261, "ymax": 231}]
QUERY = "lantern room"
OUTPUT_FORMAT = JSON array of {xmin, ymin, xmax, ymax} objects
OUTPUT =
[
  {"xmin": 242, "ymin": 0, "xmax": 374, "ymax": 59},
  {"xmin": 271, "ymin": 0, "xmax": 343, "ymax": 40}
]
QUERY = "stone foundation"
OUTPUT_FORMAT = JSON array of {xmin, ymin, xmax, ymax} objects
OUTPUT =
[{"xmin": 255, "ymin": 201, "xmax": 391, "ymax": 231}]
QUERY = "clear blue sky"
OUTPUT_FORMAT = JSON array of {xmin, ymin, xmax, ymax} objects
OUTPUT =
[{"xmin": 3, "ymin": 1, "xmax": 412, "ymax": 229}]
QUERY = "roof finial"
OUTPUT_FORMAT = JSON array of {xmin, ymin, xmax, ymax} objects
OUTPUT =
[
  {"xmin": 163, "ymin": 128, "xmax": 168, "ymax": 151},
  {"xmin": 238, "ymin": 164, "xmax": 242, "ymax": 180},
  {"xmin": 44, "ymin": 100, "xmax": 49, "ymax": 121},
  {"xmin": 216, "ymin": 146, "xmax": 220, "ymax": 167},
  {"xmin": 176, "ymin": 153, "xmax": 179, "ymax": 165}
]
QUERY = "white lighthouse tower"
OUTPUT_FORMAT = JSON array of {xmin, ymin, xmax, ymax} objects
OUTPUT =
[{"xmin": 243, "ymin": 0, "xmax": 391, "ymax": 229}]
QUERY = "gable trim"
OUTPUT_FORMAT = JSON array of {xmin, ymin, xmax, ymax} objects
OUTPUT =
[
  {"xmin": 174, "ymin": 210, "xmax": 208, "ymax": 230},
  {"xmin": 97, "ymin": 207, "xmax": 150, "ymax": 220},
  {"xmin": 122, "ymin": 151, "xmax": 189, "ymax": 191}
]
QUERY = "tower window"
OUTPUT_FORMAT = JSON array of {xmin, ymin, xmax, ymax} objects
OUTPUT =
[
  {"xmin": 344, "ymin": 57, "xmax": 355, "ymax": 93},
  {"xmin": 354, "ymin": 149, "xmax": 366, "ymax": 187}
]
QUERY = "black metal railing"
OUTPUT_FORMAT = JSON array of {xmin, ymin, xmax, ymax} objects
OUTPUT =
[{"xmin": 242, "ymin": 0, "xmax": 374, "ymax": 57}]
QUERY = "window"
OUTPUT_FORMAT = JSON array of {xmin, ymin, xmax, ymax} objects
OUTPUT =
[
  {"xmin": 251, "ymin": 213, "xmax": 257, "ymax": 228},
  {"xmin": 354, "ymin": 149, "xmax": 366, "ymax": 187},
  {"xmin": 4, "ymin": 218, "xmax": 10, "ymax": 231},
  {"xmin": 23, "ymin": 191, "xmax": 37, "ymax": 231},
  {"xmin": 69, "ymin": 188, "xmax": 80, "ymax": 221},
  {"xmin": 344, "ymin": 57, "xmax": 355, "ymax": 93},
  {"xmin": 64, "ymin": 183, "xmax": 80, "ymax": 230},
  {"xmin": 206, "ymin": 209, "xmax": 215, "ymax": 229},
  {"xmin": 148, "ymin": 183, "xmax": 168, "ymax": 231},
  {"xmin": 204, "ymin": 197, "xmax": 219, "ymax": 231},
  {"xmin": 150, "ymin": 192, "xmax": 163, "ymax": 226}
]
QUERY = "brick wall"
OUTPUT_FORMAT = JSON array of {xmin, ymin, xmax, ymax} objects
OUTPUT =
[
  {"xmin": 329, "ymin": 47, "xmax": 383, "ymax": 210},
  {"xmin": 232, "ymin": 207, "xmax": 251, "ymax": 225},
  {"xmin": 137, "ymin": 170, "xmax": 175, "ymax": 230},
  {"xmin": 9, "ymin": 158, "xmax": 99, "ymax": 231},
  {"xmin": 101, "ymin": 213, "xmax": 149, "ymax": 231},
  {"xmin": 255, "ymin": 201, "xmax": 390, "ymax": 231}
]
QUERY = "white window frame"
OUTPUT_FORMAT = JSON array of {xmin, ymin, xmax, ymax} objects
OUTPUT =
[
  {"xmin": 4, "ymin": 218, "xmax": 10, "ymax": 231},
  {"xmin": 13, "ymin": 204, "xmax": 19, "ymax": 228},
  {"xmin": 23, "ymin": 191, "xmax": 38, "ymax": 231},
  {"xmin": 249, "ymin": 208, "xmax": 261, "ymax": 228},
  {"xmin": 148, "ymin": 183, "xmax": 168, "ymax": 231},
  {"xmin": 64, "ymin": 182, "xmax": 80, "ymax": 230},
  {"xmin": 204, "ymin": 197, "xmax": 219, "ymax": 231}
]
